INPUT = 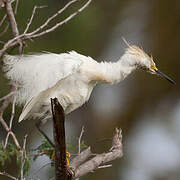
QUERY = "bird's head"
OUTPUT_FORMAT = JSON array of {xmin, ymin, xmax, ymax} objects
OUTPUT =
[{"xmin": 123, "ymin": 40, "xmax": 175, "ymax": 84}]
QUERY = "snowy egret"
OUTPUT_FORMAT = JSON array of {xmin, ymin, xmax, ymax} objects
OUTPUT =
[{"xmin": 3, "ymin": 42, "xmax": 175, "ymax": 123}]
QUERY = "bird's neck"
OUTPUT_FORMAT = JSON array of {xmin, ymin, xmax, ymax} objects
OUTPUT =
[{"xmin": 100, "ymin": 53, "xmax": 138, "ymax": 84}]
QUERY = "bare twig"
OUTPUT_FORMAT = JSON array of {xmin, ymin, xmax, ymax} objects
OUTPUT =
[
  {"xmin": 98, "ymin": 164, "xmax": 112, "ymax": 169},
  {"xmin": 4, "ymin": 96, "xmax": 16, "ymax": 148},
  {"xmin": 14, "ymin": 0, "xmax": 19, "ymax": 14},
  {"xmin": 0, "ymin": 14, "xmax": 7, "ymax": 27},
  {"xmin": 78, "ymin": 126, "xmax": 84, "ymax": 154},
  {"xmin": 0, "ymin": 171, "xmax": 18, "ymax": 180},
  {"xmin": 0, "ymin": 0, "xmax": 92, "ymax": 58},
  {"xmin": 28, "ymin": 0, "xmax": 79, "ymax": 36},
  {"xmin": 5, "ymin": 0, "xmax": 23, "ymax": 54},
  {"xmin": 31, "ymin": 0, "xmax": 92, "ymax": 38},
  {"xmin": 5, "ymin": 0, "xmax": 19, "ymax": 37},
  {"xmin": 24, "ymin": 5, "xmax": 47, "ymax": 34},
  {"xmin": 20, "ymin": 134, "xmax": 28, "ymax": 180},
  {"xmin": 0, "ymin": 91, "xmax": 15, "ymax": 102},
  {"xmin": 72, "ymin": 128, "xmax": 123, "ymax": 179}
]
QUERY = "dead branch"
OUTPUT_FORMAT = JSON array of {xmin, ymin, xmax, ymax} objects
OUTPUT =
[
  {"xmin": 24, "ymin": 5, "xmax": 47, "ymax": 34},
  {"xmin": 5, "ymin": 0, "xmax": 23, "ymax": 54},
  {"xmin": 0, "ymin": 14, "xmax": 7, "ymax": 27},
  {"xmin": 78, "ymin": 126, "xmax": 84, "ymax": 154},
  {"xmin": 70, "ymin": 128, "xmax": 123, "ymax": 179},
  {"xmin": 4, "ymin": 96, "xmax": 16, "ymax": 148},
  {"xmin": 28, "ymin": 0, "xmax": 79, "ymax": 35},
  {"xmin": 20, "ymin": 134, "xmax": 28, "ymax": 180},
  {"xmin": 51, "ymin": 98, "xmax": 68, "ymax": 180},
  {"xmin": 0, "ymin": 171, "xmax": 18, "ymax": 180},
  {"xmin": 0, "ymin": 0, "xmax": 92, "ymax": 58},
  {"xmin": 0, "ymin": 91, "xmax": 15, "ymax": 102},
  {"xmin": 70, "ymin": 147, "xmax": 92, "ymax": 169}
]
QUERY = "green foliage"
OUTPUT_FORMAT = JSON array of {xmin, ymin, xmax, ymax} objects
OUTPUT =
[
  {"xmin": 0, "ymin": 142, "xmax": 19, "ymax": 166},
  {"xmin": 0, "ymin": 142, "xmax": 31, "ymax": 175},
  {"xmin": 16, "ymin": 152, "xmax": 31, "ymax": 176},
  {"xmin": 33, "ymin": 137, "xmax": 88, "ymax": 162},
  {"xmin": 33, "ymin": 137, "xmax": 54, "ymax": 161},
  {"xmin": 80, "ymin": 140, "xmax": 88, "ymax": 150}
]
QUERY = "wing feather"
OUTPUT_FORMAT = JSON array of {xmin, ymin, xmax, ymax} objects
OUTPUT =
[{"xmin": 3, "ymin": 51, "xmax": 83, "ymax": 104}]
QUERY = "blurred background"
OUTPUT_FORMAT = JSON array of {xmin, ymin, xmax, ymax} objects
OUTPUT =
[{"xmin": 0, "ymin": 0, "xmax": 180, "ymax": 179}]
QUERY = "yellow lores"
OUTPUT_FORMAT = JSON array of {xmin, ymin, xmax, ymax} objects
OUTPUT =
[{"xmin": 151, "ymin": 64, "xmax": 158, "ymax": 71}]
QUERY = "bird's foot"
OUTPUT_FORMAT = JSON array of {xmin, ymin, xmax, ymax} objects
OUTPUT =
[{"xmin": 51, "ymin": 151, "xmax": 71, "ymax": 166}]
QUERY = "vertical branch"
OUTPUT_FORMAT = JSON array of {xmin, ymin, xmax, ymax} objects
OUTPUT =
[
  {"xmin": 51, "ymin": 98, "xmax": 67, "ymax": 180},
  {"xmin": 5, "ymin": 0, "xmax": 23, "ymax": 54}
]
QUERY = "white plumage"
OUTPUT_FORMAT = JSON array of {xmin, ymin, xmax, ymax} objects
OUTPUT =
[{"xmin": 3, "ymin": 44, "xmax": 174, "ymax": 122}]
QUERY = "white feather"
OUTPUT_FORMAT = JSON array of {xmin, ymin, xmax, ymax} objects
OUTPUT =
[
  {"xmin": 3, "ymin": 51, "xmax": 87, "ymax": 104},
  {"xmin": 3, "ymin": 46, "xmax": 158, "ymax": 122}
]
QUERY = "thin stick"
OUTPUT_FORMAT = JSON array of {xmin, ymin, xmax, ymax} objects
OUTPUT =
[
  {"xmin": 29, "ymin": 0, "xmax": 79, "ymax": 35},
  {"xmin": 14, "ymin": 0, "xmax": 19, "ymax": 14},
  {"xmin": 0, "ymin": 0, "xmax": 93, "ymax": 58},
  {"xmin": 4, "ymin": 96, "xmax": 16, "ymax": 148},
  {"xmin": 0, "ymin": 171, "xmax": 18, "ymax": 180},
  {"xmin": 0, "ymin": 91, "xmax": 15, "ymax": 102},
  {"xmin": 20, "ymin": 134, "xmax": 28, "ymax": 180},
  {"xmin": 78, "ymin": 126, "xmax": 84, "ymax": 154},
  {"xmin": 0, "ymin": 15, "xmax": 7, "ymax": 27},
  {"xmin": 5, "ymin": 0, "xmax": 23, "ymax": 54},
  {"xmin": 31, "ymin": 0, "xmax": 92, "ymax": 38},
  {"xmin": 24, "ymin": 5, "xmax": 47, "ymax": 34},
  {"xmin": 98, "ymin": 164, "xmax": 112, "ymax": 169}
]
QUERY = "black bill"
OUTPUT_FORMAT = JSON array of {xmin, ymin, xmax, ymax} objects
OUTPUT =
[{"xmin": 155, "ymin": 69, "xmax": 175, "ymax": 85}]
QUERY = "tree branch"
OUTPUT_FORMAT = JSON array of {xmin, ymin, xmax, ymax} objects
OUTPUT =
[
  {"xmin": 71, "ymin": 128, "xmax": 123, "ymax": 179},
  {"xmin": 5, "ymin": 0, "xmax": 23, "ymax": 54},
  {"xmin": 0, "ymin": 171, "xmax": 18, "ymax": 180},
  {"xmin": 51, "ymin": 98, "xmax": 68, "ymax": 180},
  {"xmin": 0, "ymin": 0, "xmax": 92, "ymax": 58}
]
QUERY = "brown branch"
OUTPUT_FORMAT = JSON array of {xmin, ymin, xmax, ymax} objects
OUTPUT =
[
  {"xmin": 0, "ymin": 0, "xmax": 92, "ymax": 58},
  {"xmin": 5, "ymin": 0, "xmax": 19, "ymax": 37},
  {"xmin": 0, "ymin": 14, "xmax": 7, "ymax": 27},
  {"xmin": 30, "ymin": 0, "xmax": 92, "ymax": 38},
  {"xmin": 0, "ymin": 86, "xmax": 21, "ymax": 150},
  {"xmin": 51, "ymin": 98, "xmax": 68, "ymax": 180},
  {"xmin": 0, "ymin": 91, "xmax": 15, "ymax": 102},
  {"xmin": 4, "ymin": 96, "xmax": 16, "ymax": 148},
  {"xmin": 78, "ymin": 126, "xmax": 84, "ymax": 154},
  {"xmin": 70, "ymin": 128, "xmax": 123, "ymax": 179},
  {"xmin": 70, "ymin": 147, "xmax": 91, "ymax": 169},
  {"xmin": 20, "ymin": 134, "xmax": 28, "ymax": 180},
  {"xmin": 5, "ymin": 0, "xmax": 23, "ymax": 54},
  {"xmin": 29, "ymin": 0, "xmax": 79, "ymax": 35},
  {"xmin": 0, "ymin": 171, "xmax": 18, "ymax": 180},
  {"xmin": 24, "ymin": 5, "xmax": 47, "ymax": 34}
]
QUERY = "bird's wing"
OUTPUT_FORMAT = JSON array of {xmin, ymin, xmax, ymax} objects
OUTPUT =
[{"xmin": 3, "ymin": 51, "xmax": 84, "ymax": 104}]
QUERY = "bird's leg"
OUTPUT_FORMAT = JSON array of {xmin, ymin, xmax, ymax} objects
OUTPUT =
[{"xmin": 35, "ymin": 118, "xmax": 55, "ymax": 147}]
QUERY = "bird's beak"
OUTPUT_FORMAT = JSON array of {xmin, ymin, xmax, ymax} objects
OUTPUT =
[
  {"xmin": 151, "ymin": 65, "xmax": 175, "ymax": 84},
  {"xmin": 155, "ymin": 69, "xmax": 175, "ymax": 84}
]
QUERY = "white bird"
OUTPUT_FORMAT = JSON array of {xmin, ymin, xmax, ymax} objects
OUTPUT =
[{"xmin": 3, "ymin": 42, "xmax": 175, "ymax": 123}]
